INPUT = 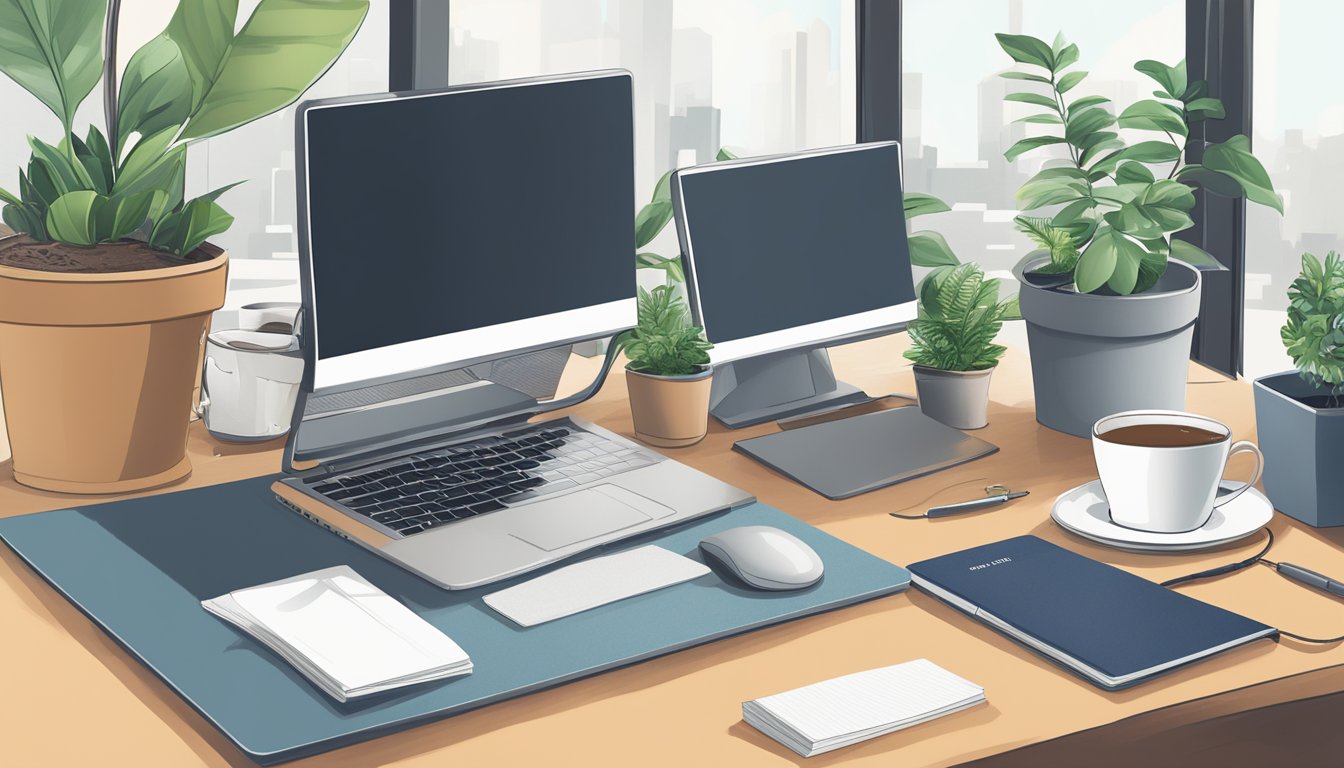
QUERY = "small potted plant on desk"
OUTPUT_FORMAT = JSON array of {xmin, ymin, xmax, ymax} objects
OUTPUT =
[
  {"xmin": 904, "ymin": 263, "xmax": 1014, "ymax": 430},
  {"xmin": 0, "ymin": 0, "xmax": 368, "ymax": 493},
  {"xmin": 1254, "ymin": 252, "xmax": 1344, "ymax": 527},
  {"xmin": 995, "ymin": 32, "xmax": 1282, "ymax": 436},
  {"xmin": 620, "ymin": 285, "xmax": 714, "ymax": 448}
]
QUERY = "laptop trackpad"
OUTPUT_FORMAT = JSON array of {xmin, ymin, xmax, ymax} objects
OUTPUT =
[{"xmin": 511, "ymin": 485, "xmax": 654, "ymax": 551}]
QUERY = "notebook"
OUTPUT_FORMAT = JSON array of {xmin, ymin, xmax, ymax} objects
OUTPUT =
[
  {"xmin": 907, "ymin": 536, "xmax": 1278, "ymax": 690},
  {"xmin": 732, "ymin": 407, "xmax": 998, "ymax": 499},
  {"xmin": 203, "ymin": 565, "xmax": 472, "ymax": 702},
  {"xmin": 743, "ymin": 659, "xmax": 985, "ymax": 757},
  {"xmin": 483, "ymin": 546, "xmax": 710, "ymax": 627}
]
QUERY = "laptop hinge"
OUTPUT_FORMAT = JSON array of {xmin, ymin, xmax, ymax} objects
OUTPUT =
[{"xmin": 321, "ymin": 411, "xmax": 538, "ymax": 476}]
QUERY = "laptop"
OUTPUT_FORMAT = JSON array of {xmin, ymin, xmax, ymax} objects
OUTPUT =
[{"xmin": 274, "ymin": 71, "xmax": 753, "ymax": 590}]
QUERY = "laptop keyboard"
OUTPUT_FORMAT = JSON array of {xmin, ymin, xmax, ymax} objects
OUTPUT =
[{"xmin": 307, "ymin": 423, "xmax": 657, "ymax": 537}]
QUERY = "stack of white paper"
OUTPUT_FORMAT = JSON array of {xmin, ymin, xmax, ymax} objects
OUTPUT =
[
  {"xmin": 742, "ymin": 659, "xmax": 985, "ymax": 757},
  {"xmin": 203, "ymin": 565, "xmax": 472, "ymax": 702}
]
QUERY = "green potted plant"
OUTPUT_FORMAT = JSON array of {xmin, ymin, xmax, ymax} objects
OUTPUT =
[
  {"xmin": 1254, "ymin": 252, "xmax": 1344, "ymax": 527},
  {"xmin": 904, "ymin": 263, "xmax": 1013, "ymax": 430},
  {"xmin": 994, "ymin": 32, "xmax": 1282, "ymax": 436},
  {"xmin": 0, "ymin": 0, "xmax": 368, "ymax": 493},
  {"xmin": 620, "ymin": 285, "xmax": 714, "ymax": 448}
]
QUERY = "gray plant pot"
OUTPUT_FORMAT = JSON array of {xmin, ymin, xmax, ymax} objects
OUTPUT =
[
  {"xmin": 912, "ymin": 365, "xmax": 994, "ymax": 430},
  {"xmin": 1013, "ymin": 254, "xmax": 1202, "ymax": 437},
  {"xmin": 1253, "ymin": 371, "xmax": 1344, "ymax": 527}
]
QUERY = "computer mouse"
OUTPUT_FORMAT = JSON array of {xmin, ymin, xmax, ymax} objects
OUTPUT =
[{"xmin": 699, "ymin": 525, "xmax": 824, "ymax": 591}]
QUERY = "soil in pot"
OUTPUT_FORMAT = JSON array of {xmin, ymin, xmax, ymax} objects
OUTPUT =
[{"xmin": 0, "ymin": 236, "xmax": 210, "ymax": 272}]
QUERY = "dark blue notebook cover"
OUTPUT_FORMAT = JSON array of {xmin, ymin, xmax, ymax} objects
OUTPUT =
[{"xmin": 907, "ymin": 535, "xmax": 1276, "ymax": 689}]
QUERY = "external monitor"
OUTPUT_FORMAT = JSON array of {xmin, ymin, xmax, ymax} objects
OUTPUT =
[
  {"xmin": 671, "ymin": 142, "xmax": 917, "ymax": 427},
  {"xmin": 287, "ymin": 70, "xmax": 634, "ymax": 466},
  {"xmin": 298, "ymin": 70, "xmax": 635, "ymax": 393}
]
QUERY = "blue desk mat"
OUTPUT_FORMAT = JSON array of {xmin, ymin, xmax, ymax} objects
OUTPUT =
[{"xmin": 0, "ymin": 475, "xmax": 910, "ymax": 764}]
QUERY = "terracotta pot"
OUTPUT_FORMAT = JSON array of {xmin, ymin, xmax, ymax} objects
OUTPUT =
[
  {"xmin": 625, "ymin": 365, "xmax": 713, "ymax": 448},
  {"xmin": 0, "ymin": 236, "xmax": 229, "ymax": 493},
  {"xmin": 912, "ymin": 364, "xmax": 994, "ymax": 430}
]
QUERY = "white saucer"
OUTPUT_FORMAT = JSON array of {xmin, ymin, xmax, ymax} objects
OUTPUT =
[{"xmin": 1051, "ymin": 480, "xmax": 1273, "ymax": 553}]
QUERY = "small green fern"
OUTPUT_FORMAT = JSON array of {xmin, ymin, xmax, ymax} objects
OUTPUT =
[
  {"xmin": 904, "ymin": 263, "xmax": 1011, "ymax": 371},
  {"xmin": 621, "ymin": 285, "xmax": 713, "ymax": 377},
  {"xmin": 1014, "ymin": 216, "xmax": 1080, "ymax": 275},
  {"xmin": 1282, "ymin": 251, "xmax": 1344, "ymax": 392}
]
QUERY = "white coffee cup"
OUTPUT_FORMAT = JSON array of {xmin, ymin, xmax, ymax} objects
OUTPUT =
[{"xmin": 1092, "ymin": 410, "xmax": 1263, "ymax": 533}]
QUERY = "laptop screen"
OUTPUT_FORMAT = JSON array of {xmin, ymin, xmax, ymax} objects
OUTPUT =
[{"xmin": 300, "ymin": 72, "xmax": 635, "ymax": 390}]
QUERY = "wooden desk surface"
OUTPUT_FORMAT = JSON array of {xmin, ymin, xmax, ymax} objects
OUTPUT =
[{"xmin": 3, "ymin": 336, "xmax": 1343, "ymax": 767}]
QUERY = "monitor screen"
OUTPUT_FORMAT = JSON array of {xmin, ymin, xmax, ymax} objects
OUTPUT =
[
  {"xmin": 674, "ymin": 143, "xmax": 915, "ymax": 362},
  {"xmin": 301, "ymin": 71, "xmax": 635, "ymax": 389}
]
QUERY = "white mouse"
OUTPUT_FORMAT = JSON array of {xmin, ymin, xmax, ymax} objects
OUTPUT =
[{"xmin": 699, "ymin": 525, "xmax": 824, "ymax": 591}]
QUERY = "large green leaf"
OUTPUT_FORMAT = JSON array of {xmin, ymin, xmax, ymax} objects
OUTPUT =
[
  {"xmin": 1069, "ymin": 95, "xmax": 1111, "ymax": 113},
  {"xmin": 1202, "ymin": 135, "xmax": 1284, "ymax": 213},
  {"xmin": 995, "ymin": 33, "xmax": 1054, "ymax": 69},
  {"xmin": 635, "ymin": 251, "xmax": 684, "ymax": 283},
  {"xmin": 1185, "ymin": 97, "xmax": 1225, "ymax": 121},
  {"xmin": 1056, "ymin": 70, "xmax": 1087, "ymax": 94},
  {"xmin": 1103, "ymin": 180, "xmax": 1195, "ymax": 239},
  {"xmin": 1116, "ymin": 140, "xmax": 1181, "ymax": 164},
  {"xmin": 1115, "ymin": 162, "xmax": 1155, "ymax": 185},
  {"xmin": 29, "ymin": 134, "xmax": 93, "ymax": 192},
  {"xmin": 45, "ymin": 189, "xmax": 103, "ymax": 245},
  {"xmin": 1170, "ymin": 238, "xmax": 1227, "ymax": 271},
  {"xmin": 634, "ymin": 200, "xmax": 672, "ymax": 249},
  {"xmin": 113, "ymin": 127, "xmax": 187, "ymax": 220},
  {"xmin": 116, "ymin": 36, "xmax": 192, "ymax": 154},
  {"xmin": 908, "ymin": 230, "xmax": 959, "ymax": 268},
  {"xmin": 149, "ymin": 196, "xmax": 234, "ymax": 257},
  {"xmin": 177, "ymin": 0, "xmax": 370, "ymax": 141},
  {"xmin": 999, "ymin": 71, "xmax": 1050, "ymax": 83},
  {"xmin": 1015, "ymin": 167, "xmax": 1089, "ymax": 209},
  {"xmin": 903, "ymin": 192, "xmax": 950, "ymax": 220},
  {"xmin": 161, "ymin": 0, "xmax": 238, "ymax": 112},
  {"xmin": 1134, "ymin": 59, "xmax": 1187, "ymax": 101},
  {"xmin": 1175, "ymin": 163, "xmax": 1242, "ymax": 198},
  {"xmin": 1118, "ymin": 99, "xmax": 1188, "ymax": 137},
  {"xmin": 1014, "ymin": 113, "xmax": 1063, "ymax": 125},
  {"xmin": 650, "ymin": 168, "xmax": 675, "ymax": 203},
  {"xmin": 98, "ymin": 189, "xmax": 156, "ymax": 241},
  {"xmin": 1064, "ymin": 107, "xmax": 1115, "ymax": 147},
  {"xmin": 1133, "ymin": 241, "xmax": 1169, "ymax": 294},
  {"xmin": 1004, "ymin": 91, "xmax": 1058, "ymax": 109},
  {"xmin": 0, "ymin": 0, "xmax": 105, "ymax": 129},
  {"xmin": 1004, "ymin": 135, "xmax": 1065, "ymax": 162},
  {"xmin": 1076, "ymin": 226, "xmax": 1147, "ymax": 294}
]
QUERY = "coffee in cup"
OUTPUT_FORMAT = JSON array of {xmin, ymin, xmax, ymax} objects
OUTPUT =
[{"xmin": 1092, "ymin": 410, "xmax": 1263, "ymax": 533}]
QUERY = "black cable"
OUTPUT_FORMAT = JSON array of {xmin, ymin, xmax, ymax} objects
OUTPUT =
[
  {"xmin": 889, "ymin": 511, "xmax": 929, "ymax": 520},
  {"xmin": 1277, "ymin": 629, "xmax": 1344, "ymax": 645},
  {"xmin": 1158, "ymin": 529, "xmax": 1344, "ymax": 644},
  {"xmin": 1158, "ymin": 529, "xmax": 1275, "ymax": 587}
]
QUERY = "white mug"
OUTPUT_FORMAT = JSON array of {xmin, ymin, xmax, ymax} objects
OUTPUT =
[
  {"xmin": 201, "ymin": 329, "xmax": 304, "ymax": 442},
  {"xmin": 1092, "ymin": 410, "xmax": 1263, "ymax": 533}
]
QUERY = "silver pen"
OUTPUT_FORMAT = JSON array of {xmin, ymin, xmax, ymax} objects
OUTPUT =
[{"xmin": 920, "ymin": 491, "xmax": 1030, "ymax": 519}]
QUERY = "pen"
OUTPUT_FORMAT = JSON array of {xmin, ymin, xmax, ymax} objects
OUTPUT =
[{"xmin": 916, "ymin": 491, "xmax": 1030, "ymax": 519}]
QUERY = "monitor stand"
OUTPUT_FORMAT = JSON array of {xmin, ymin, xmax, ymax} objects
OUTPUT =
[{"xmin": 709, "ymin": 348, "xmax": 871, "ymax": 429}]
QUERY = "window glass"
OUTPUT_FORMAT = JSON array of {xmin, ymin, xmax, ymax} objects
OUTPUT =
[
  {"xmin": 1244, "ymin": 0, "xmax": 1344, "ymax": 378},
  {"xmin": 450, "ymin": 0, "xmax": 857, "ymax": 285}
]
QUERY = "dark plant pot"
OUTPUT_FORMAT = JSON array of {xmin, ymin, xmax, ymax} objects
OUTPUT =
[
  {"xmin": 912, "ymin": 365, "xmax": 994, "ymax": 430},
  {"xmin": 1013, "ymin": 254, "xmax": 1202, "ymax": 437},
  {"xmin": 1253, "ymin": 371, "xmax": 1344, "ymax": 527}
]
